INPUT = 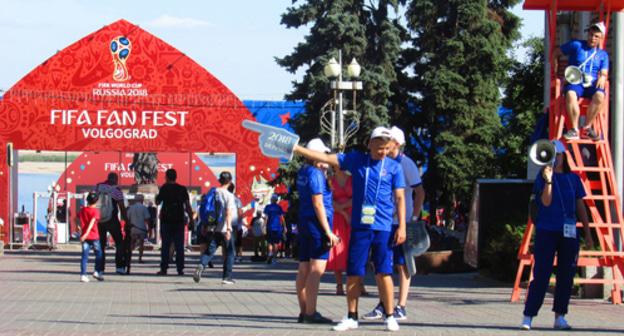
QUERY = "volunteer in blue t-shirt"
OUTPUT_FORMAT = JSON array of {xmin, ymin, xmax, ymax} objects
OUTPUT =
[
  {"xmin": 295, "ymin": 138, "xmax": 340, "ymax": 324},
  {"xmin": 293, "ymin": 126, "xmax": 406, "ymax": 332},
  {"xmin": 264, "ymin": 194, "xmax": 285, "ymax": 264},
  {"xmin": 362, "ymin": 126, "xmax": 425, "ymax": 322},
  {"xmin": 521, "ymin": 140, "xmax": 594, "ymax": 331},
  {"xmin": 558, "ymin": 21, "xmax": 609, "ymax": 141}
]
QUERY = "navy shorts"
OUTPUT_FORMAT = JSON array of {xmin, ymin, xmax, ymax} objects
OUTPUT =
[
  {"xmin": 347, "ymin": 228, "xmax": 394, "ymax": 276},
  {"xmin": 298, "ymin": 233, "xmax": 329, "ymax": 262},
  {"xmin": 267, "ymin": 230, "xmax": 282, "ymax": 244},
  {"xmin": 563, "ymin": 82, "xmax": 605, "ymax": 99}
]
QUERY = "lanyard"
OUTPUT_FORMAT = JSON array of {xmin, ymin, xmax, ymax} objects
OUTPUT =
[
  {"xmin": 553, "ymin": 174, "xmax": 575, "ymax": 217},
  {"xmin": 364, "ymin": 157, "xmax": 385, "ymax": 205},
  {"xmin": 581, "ymin": 48, "xmax": 597, "ymax": 74}
]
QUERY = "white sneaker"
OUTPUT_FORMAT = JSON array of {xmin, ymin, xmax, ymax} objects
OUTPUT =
[
  {"xmin": 554, "ymin": 315, "xmax": 571, "ymax": 330},
  {"xmin": 384, "ymin": 315, "xmax": 400, "ymax": 332},
  {"xmin": 521, "ymin": 316, "xmax": 532, "ymax": 330},
  {"xmin": 332, "ymin": 317, "xmax": 358, "ymax": 331},
  {"xmin": 92, "ymin": 271, "xmax": 104, "ymax": 281},
  {"xmin": 80, "ymin": 275, "xmax": 90, "ymax": 283}
]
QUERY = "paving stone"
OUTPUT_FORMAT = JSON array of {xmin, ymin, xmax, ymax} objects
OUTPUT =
[{"xmin": 0, "ymin": 250, "xmax": 622, "ymax": 335}]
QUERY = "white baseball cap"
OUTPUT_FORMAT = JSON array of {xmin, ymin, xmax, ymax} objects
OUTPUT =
[
  {"xmin": 306, "ymin": 138, "xmax": 331, "ymax": 153},
  {"xmin": 370, "ymin": 126, "xmax": 392, "ymax": 140},
  {"xmin": 390, "ymin": 126, "xmax": 405, "ymax": 146},
  {"xmin": 589, "ymin": 21, "xmax": 606, "ymax": 35}
]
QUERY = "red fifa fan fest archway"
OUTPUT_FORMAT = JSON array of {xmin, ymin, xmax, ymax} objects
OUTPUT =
[{"xmin": 0, "ymin": 19, "xmax": 279, "ymax": 243}]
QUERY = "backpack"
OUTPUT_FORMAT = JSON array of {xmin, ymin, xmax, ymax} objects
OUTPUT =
[
  {"xmin": 199, "ymin": 187, "xmax": 224, "ymax": 229},
  {"xmin": 95, "ymin": 186, "xmax": 115, "ymax": 222}
]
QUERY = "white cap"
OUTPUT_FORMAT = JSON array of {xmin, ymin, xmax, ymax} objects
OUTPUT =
[
  {"xmin": 390, "ymin": 126, "xmax": 405, "ymax": 146},
  {"xmin": 589, "ymin": 21, "xmax": 606, "ymax": 35},
  {"xmin": 370, "ymin": 126, "xmax": 392, "ymax": 140},
  {"xmin": 306, "ymin": 138, "xmax": 331, "ymax": 153}
]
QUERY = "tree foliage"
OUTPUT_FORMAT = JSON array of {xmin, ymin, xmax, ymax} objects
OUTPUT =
[
  {"xmin": 499, "ymin": 37, "xmax": 545, "ymax": 178},
  {"xmin": 278, "ymin": 0, "xmax": 532, "ymax": 222},
  {"xmin": 402, "ymin": 0, "xmax": 520, "ymax": 217},
  {"xmin": 277, "ymin": 0, "xmax": 405, "ymax": 147}
]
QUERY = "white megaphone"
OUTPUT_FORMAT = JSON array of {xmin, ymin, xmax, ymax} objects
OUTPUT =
[{"xmin": 529, "ymin": 139, "xmax": 556, "ymax": 166}]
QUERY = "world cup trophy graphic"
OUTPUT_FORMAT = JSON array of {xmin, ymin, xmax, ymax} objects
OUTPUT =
[{"xmin": 110, "ymin": 36, "xmax": 131, "ymax": 82}]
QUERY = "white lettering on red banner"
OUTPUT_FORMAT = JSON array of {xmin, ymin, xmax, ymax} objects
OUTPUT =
[{"xmin": 49, "ymin": 109, "xmax": 189, "ymax": 140}]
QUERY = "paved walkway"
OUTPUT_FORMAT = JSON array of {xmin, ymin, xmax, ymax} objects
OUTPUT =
[{"xmin": 0, "ymin": 249, "xmax": 622, "ymax": 336}]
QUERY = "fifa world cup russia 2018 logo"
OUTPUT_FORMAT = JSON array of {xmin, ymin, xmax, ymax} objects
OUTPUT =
[{"xmin": 110, "ymin": 36, "xmax": 131, "ymax": 82}]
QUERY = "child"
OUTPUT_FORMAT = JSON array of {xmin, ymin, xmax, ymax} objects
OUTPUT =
[{"xmin": 79, "ymin": 192, "xmax": 104, "ymax": 282}]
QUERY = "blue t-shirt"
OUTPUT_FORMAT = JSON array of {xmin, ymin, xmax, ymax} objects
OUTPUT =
[
  {"xmin": 534, "ymin": 172, "xmax": 586, "ymax": 232},
  {"xmin": 263, "ymin": 203, "xmax": 284, "ymax": 232},
  {"xmin": 338, "ymin": 151, "xmax": 406, "ymax": 232},
  {"xmin": 297, "ymin": 164, "xmax": 334, "ymax": 220},
  {"xmin": 561, "ymin": 39, "xmax": 609, "ymax": 83}
]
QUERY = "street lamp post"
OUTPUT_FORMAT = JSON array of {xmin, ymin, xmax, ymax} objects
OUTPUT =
[{"xmin": 322, "ymin": 50, "xmax": 363, "ymax": 151}]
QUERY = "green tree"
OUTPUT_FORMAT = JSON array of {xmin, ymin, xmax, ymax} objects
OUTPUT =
[
  {"xmin": 277, "ymin": 0, "xmax": 405, "ymax": 147},
  {"xmin": 403, "ymin": 0, "xmax": 520, "ymax": 222},
  {"xmin": 275, "ymin": 0, "xmax": 406, "ymax": 215},
  {"xmin": 499, "ymin": 37, "xmax": 545, "ymax": 178}
]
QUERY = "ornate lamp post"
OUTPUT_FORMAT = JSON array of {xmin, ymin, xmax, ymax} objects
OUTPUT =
[{"xmin": 321, "ymin": 50, "xmax": 363, "ymax": 151}]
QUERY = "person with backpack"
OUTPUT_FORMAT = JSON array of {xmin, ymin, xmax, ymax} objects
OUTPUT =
[
  {"xmin": 96, "ymin": 172, "xmax": 127, "ymax": 275},
  {"xmin": 79, "ymin": 192, "xmax": 104, "ymax": 282},
  {"xmin": 156, "ymin": 168, "xmax": 194, "ymax": 276},
  {"xmin": 193, "ymin": 171, "xmax": 237, "ymax": 284}
]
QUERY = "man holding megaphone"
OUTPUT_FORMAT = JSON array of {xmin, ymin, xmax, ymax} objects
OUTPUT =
[{"xmin": 556, "ymin": 21, "xmax": 609, "ymax": 141}]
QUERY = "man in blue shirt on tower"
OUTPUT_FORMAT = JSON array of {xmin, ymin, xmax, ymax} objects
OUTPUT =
[
  {"xmin": 558, "ymin": 21, "xmax": 609, "ymax": 141},
  {"xmin": 293, "ymin": 126, "xmax": 406, "ymax": 332}
]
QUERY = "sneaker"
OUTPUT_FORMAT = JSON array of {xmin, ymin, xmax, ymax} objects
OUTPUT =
[
  {"xmin": 563, "ymin": 128, "xmax": 579, "ymax": 140},
  {"xmin": 332, "ymin": 317, "xmax": 358, "ymax": 331},
  {"xmin": 303, "ymin": 311, "xmax": 333, "ymax": 324},
  {"xmin": 521, "ymin": 315, "xmax": 532, "ymax": 330},
  {"xmin": 297, "ymin": 313, "xmax": 304, "ymax": 323},
  {"xmin": 384, "ymin": 315, "xmax": 400, "ymax": 332},
  {"xmin": 80, "ymin": 275, "xmax": 90, "ymax": 283},
  {"xmin": 361, "ymin": 303, "xmax": 384, "ymax": 320},
  {"xmin": 116, "ymin": 267, "xmax": 126, "ymax": 274},
  {"xmin": 208, "ymin": 261, "xmax": 214, "ymax": 269},
  {"xmin": 222, "ymin": 277, "xmax": 236, "ymax": 285},
  {"xmin": 193, "ymin": 265, "xmax": 203, "ymax": 283},
  {"xmin": 156, "ymin": 270, "xmax": 167, "ymax": 276},
  {"xmin": 584, "ymin": 127, "xmax": 600, "ymax": 141},
  {"xmin": 554, "ymin": 315, "xmax": 571, "ymax": 330},
  {"xmin": 92, "ymin": 271, "xmax": 104, "ymax": 281},
  {"xmin": 271, "ymin": 258, "xmax": 277, "ymax": 265},
  {"xmin": 393, "ymin": 306, "xmax": 407, "ymax": 321}
]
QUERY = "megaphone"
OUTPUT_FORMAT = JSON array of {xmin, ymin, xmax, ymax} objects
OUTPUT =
[{"xmin": 529, "ymin": 139, "xmax": 556, "ymax": 166}]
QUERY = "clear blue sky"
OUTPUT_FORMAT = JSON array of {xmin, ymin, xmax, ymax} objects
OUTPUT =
[{"xmin": 0, "ymin": 1, "xmax": 543, "ymax": 100}]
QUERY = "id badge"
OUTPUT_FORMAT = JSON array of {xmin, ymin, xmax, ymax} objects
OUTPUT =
[
  {"xmin": 563, "ymin": 217, "xmax": 577, "ymax": 239},
  {"xmin": 361, "ymin": 205, "xmax": 376, "ymax": 225}
]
